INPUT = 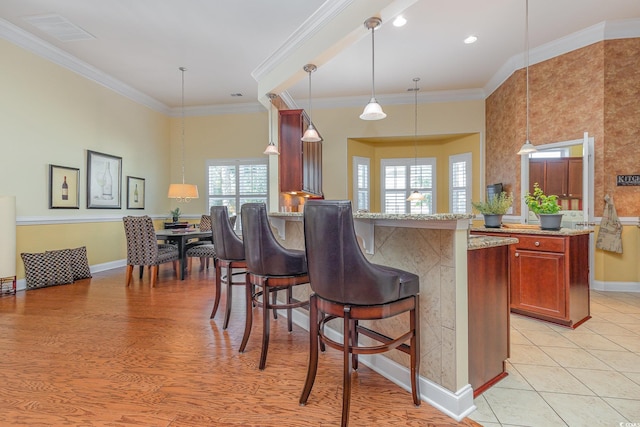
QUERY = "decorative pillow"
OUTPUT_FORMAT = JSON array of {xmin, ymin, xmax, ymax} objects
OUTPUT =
[
  {"xmin": 69, "ymin": 246, "xmax": 92, "ymax": 280},
  {"xmin": 44, "ymin": 249, "xmax": 74, "ymax": 286},
  {"xmin": 21, "ymin": 252, "xmax": 48, "ymax": 289}
]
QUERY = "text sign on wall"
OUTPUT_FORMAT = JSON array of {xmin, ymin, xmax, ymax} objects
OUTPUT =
[{"xmin": 617, "ymin": 175, "xmax": 640, "ymax": 186}]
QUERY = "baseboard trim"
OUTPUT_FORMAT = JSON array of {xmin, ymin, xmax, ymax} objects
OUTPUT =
[
  {"xmin": 289, "ymin": 307, "xmax": 475, "ymax": 421},
  {"xmin": 592, "ymin": 280, "xmax": 640, "ymax": 292}
]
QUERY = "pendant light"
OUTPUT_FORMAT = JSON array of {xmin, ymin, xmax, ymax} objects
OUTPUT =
[
  {"xmin": 168, "ymin": 67, "xmax": 199, "ymax": 202},
  {"xmin": 360, "ymin": 17, "xmax": 386, "ymax": 121},
  {"xmin": 407, "ymin": 78, "xmax": 425, "ymax": 202},
  {"xmin": 263, "ymin": 93, "xmax": 280, "ymax": 155},
  {"xmin": 517, "ymin": 0, "xmax": 537, "ymax": 155},
  {"xmin": 301, "ymin": 64, "xmax": 321, "ymax": 142}
]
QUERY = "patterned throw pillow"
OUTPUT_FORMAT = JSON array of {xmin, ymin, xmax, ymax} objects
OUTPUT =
[
  {"xmin": 21, "ymin": 252, "xmax": 48, "ymax": 289},
  {"xmin": 44, "ymin": 249, "xmax": 74, "ymax": 286},
  {"xmin": 69, "ymin": 246, "xmax": 92, "ymax": 280}
]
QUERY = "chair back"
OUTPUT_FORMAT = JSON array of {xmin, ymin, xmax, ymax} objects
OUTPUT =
[
  {"xmin": 210, "ymin": 206, "xmax": 244, "ymax": 261},
  {"xmin": 303, "ymin": 200, "xmax": 404, "ymax": 305},
  {"xmin": 241, "ymin": 203, "xmax": 307, "ymax": 276},
  {"xmin": 123, "ymin": 215, "xmax": 159, "ymax": 265},
  {"xmin": 199, "ymin": 214, "xmax": 212, "ymax": 232}
]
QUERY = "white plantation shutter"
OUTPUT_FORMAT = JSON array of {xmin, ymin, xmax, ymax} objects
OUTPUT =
[
  {"xmin": 449, "ymin": 153, "xmax": 472, "ymax": 214},
  {"xmin": 353, "ymin": 157, "xmax": 370, "ymax": 211},
  {"xmin": 207, "ymin": 158, "xmax": 268, "ymax": 223},
  {"xmin": 381, "ymin": 158, "xmax": 435, "ymax": 214}
]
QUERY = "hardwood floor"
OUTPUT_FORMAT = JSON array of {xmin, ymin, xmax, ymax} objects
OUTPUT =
[{"xmin": 0, "ymin": 267, "xmax": 481, "ymax": 426}]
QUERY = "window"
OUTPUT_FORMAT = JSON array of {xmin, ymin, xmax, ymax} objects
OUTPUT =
[
  {"xmin": 207, "ymin": 158, "xmax": 268, "ymax": 227},
  {"xmin": 381, "ymin": 158, "xmax": 435, "ymax": 214},
  {"xmin": 449, "ymin": 153, "xmax": 472, "ymax": 214},
  {"xmin": 353, "ymin": 156, "xmax": 370, "ymax": 211},
  {"xmin": 530, "ymin": 149, "xmax": 567, "ymax": 158}
]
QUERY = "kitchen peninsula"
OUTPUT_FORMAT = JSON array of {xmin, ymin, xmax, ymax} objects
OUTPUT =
[{"xmin": 269, "ymin": 211, "xmax": 517, "ymax": 420}]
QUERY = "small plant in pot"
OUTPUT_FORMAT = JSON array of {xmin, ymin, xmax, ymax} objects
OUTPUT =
[
  {"xmin": 524, "ymin": 183, "xmax": 563, "ymax": 230},
  {"xmin": 169, "ymin": 207, "xmax": 182, "ymax": 223},
  {"xmin": 472, "ymin": 191, "xmax": 513, "ymax": 228}
]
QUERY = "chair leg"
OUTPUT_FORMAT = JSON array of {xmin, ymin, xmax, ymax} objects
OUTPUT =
[
  {"xmin": 150, "ymin": 265, "xmax": 158, "ymax": 287},
  {"xmin": 210, "ymin": 262, "xmax": 223, "ymax": 319},
  {"xmin": 239, "ymin": 274, "xmax": 253, "ymax": 353},
  {"xmin": 259, "ymin": 283, "xmax": 271, "ymax": 370},
  {"xmin": 351, "ymin": 319, "xmax": 358, "ymax": 371},
  {"xmin": 300, "ymin": 294, "xmax": 319, "ymax": 405},
  {"xmin": 139, "ymin": 265, "xmax": 144, "ymax": 279},
  {"xmin": 125, "ymin": 265, "xmax": 134, "ymax": 286},
  {"xmin": 287, "ymin": 287, "xmax": 293, "ymax": 332},
  {"xmin": 272, "ymin": 290, "xmax": 278, "ymax": 320},
  {"xmin": 410, "ymin": 296, "xmax": 421, "ymax": 406},
  {"xmin": 223, "ymin": 265, "xmax": 233, "ymax": 330},
  {"xmin": 342, "ymin": 306, "xmax": 352, "ymax": 427},
  {"xmin": 199, "ymin": 257, "xmax": 206, "ymax": 271}
]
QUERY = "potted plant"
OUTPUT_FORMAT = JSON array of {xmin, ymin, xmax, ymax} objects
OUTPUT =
[
  {"xmin": 169, "ymin": 207, "xmax": 182, "ymax": 223},
  {"xmin": 472, "ymin": 191, "xmax": 513, "ymax": 228},
  {"xmin": 524, "ymin": 183, "xmax": 563, "ymax": 230}
]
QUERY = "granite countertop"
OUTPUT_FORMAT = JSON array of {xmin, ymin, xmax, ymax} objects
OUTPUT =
[
  {"xmin": 471, "ymin": 226, "xmax": 592, "ymax": 236},
  {"xmin": 269, "ymin": 212, "xmax": 474, "ymax": 221},
  {"xmin": 468, "ymin": 235, "xmax": 518, "ymax": 250}
]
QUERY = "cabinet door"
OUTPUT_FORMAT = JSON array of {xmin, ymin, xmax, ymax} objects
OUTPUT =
[
  {"xmin": 529, "ymin": 160, "xmax": 545, "ymax": 194},
  {"xmin": 302, "ymin": 139, "xmax": 322, "ymax": 196},
  {"xmin": 544, "ymin": 159, "xmax": 568, "ymax": 197},
  {"xmin": 567, "ymin": 158, "xmax": 583, "ymax": 198},
  {"xmin": 279, "ymin": 110, "xmax": 304, "ymax": 193},
  {"xmin": 510, "ymin": 247, "xmax": 567, "ymax": 319}
]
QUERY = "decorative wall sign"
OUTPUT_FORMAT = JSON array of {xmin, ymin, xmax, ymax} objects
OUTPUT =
[
  {"xmin": 87, "ymin": 150, "xmax": 122, "ymax": 209},
  {"xmin": 49, "ymin": 164, "xmax": 80, "ymax": 209},
  {"xmin": 616, "ymin": 175, "xmax": 640, "ymax": 186}
]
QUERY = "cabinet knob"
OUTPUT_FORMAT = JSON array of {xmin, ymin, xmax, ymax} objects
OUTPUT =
[
  {"xmin": 535, "ymin": 241, "xmax": 540, "ymax": 247},
  {"xmin": 515, "ymin": 253, "xmax": 520, "ymax": 257}
]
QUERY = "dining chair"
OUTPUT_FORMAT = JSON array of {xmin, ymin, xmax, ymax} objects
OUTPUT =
[
  {"xmin": 209, "ymin": 207, "xmax": 245, "ymax": 330},
  {"xmin": 123, "ymin": 215, "xmax": 179, "ymax": 287},
  {"xmin": 240, "ymin": 203, "xmax": 309, "ymax": 370},
  {"xmin": 186, "ymin": 214, "xmax": 237, "ymax": 273},
  {"xmin": 299, "ymin": 200, "xmax": 421, "ymax": 426}
]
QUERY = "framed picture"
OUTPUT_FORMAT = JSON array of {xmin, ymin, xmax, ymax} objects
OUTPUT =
[
  {"xmin": 87, "ymin": 150, "xmax": 122, "ymax": 209},
  {"xmin": 126, "ymin": 176, "xmax": 145, "ymax": 209},
  {"xmin": 49, "ymin": 164, "xmax": 80, "ymax": 209}
]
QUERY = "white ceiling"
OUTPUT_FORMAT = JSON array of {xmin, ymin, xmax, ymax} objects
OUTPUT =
[{"xmin": 1, "ymin": 0, "xmax": 639, "ymax": 114}]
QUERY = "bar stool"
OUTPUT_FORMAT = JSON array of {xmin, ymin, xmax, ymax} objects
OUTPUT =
[
  {"xmin": 240, "ymin": 203, "xmax": 309, "ymax": 370},
  {"xmin": 209, "ymin": 206, "xmax": 245, "ymax": 330},
  {"xmin": 300, "ymin": 200, "xmax": 421, "ymax": 427}
]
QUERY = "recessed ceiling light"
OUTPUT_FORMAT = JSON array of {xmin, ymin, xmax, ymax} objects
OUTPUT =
[
  {"xmin": 393, "ymin": 15, "xmax": 406, "ymax": 27},
  {"xmin": 464, "ymin": 35, "xmax": 478, "ymax": 44},
  {"xmin": 230, "ymin": 93, "xmax": 243, "ymax": 97}
]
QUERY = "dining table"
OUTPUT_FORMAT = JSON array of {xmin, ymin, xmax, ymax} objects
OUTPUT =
[{"xmin": 155, "ymin": 228, "xmax": 211, "ymax": 280}]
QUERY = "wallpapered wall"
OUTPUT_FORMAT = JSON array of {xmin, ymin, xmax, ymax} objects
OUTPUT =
[{"xmin": 486, "ymin": 38, "xmax": 640, "ymax": 218}]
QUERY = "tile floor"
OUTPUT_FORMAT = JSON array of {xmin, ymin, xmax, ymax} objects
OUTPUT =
[{"xmin": 468, "ymin": 290, "xmax": 640, "ymax": 427}]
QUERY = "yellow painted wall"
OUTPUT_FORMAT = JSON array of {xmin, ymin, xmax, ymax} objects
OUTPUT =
[{"xmin": 594, "ymin": 225, "xmax": 640, "ymax": 283}]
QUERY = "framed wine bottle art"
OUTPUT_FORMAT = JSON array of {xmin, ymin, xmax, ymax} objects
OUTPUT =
[
  {"xmin": 126, "ymin": 176, "xmax": 145, "ymax": 209},
  {"xmin": 49, "ymin": 164, "xmax": 80, "ymax": 209},
  {"xmin": 86, "ymin": 150, "xmax": 122, "ymax": 209}
]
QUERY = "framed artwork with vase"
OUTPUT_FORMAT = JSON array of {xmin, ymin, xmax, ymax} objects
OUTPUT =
[
  {"xmin": 87, "ymin": 150, "xmax": 122, "ymax": 209},
  {"xmin": 49, "ymin": 164, "xmax": 80, "ymax": 209}
]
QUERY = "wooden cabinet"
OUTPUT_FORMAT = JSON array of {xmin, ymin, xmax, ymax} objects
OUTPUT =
[
  {"xmin": 279, "ymin": 109, "xmax": 323, "ymax": 197},
  {"xmin": 468, "ymin": 244, "xmax": 510, "ymax": 396},
  {"xmin": 529, "ymin": 158, "xmax": 582, "ymax": 198},
  {"xmin": 473, "ymin": 231, "xmax": 591, "ymax": 328}
]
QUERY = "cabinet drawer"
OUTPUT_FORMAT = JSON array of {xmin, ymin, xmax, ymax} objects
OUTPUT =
[{"xmin": 514, "ymin": 235, "xmax": 565, "ymax": 252}]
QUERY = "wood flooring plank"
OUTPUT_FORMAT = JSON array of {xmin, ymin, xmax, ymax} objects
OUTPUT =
[{"xmin": 0, "ymin": 268, "xmax": 481, "ymax": 426}]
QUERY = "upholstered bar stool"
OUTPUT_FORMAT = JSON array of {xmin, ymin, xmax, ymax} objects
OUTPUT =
[
  {"xmin": 240, "ymin": 203, "xmax": 309, "ymax": 370},
  {"xmin": 300, "ymin": 200, "xmax": 421, "ymax": 427},
  {"xmin": 209, "ymin": 206, "xmax": 245, "ymax": 330}
]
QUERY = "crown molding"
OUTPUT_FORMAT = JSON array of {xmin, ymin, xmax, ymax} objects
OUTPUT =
[
  {"xmin": 484, "ymin": 18, "xmax": 640, "ymax": 97},
  {"xmin": 0, "ymin": 17, "xmax": 170, "ymax": 114}
]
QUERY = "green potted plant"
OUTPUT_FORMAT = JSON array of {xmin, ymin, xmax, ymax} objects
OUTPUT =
[
  {"xmin": 169, "ymin": 207, "xmax": 182, "ymax": 223},
  {"xmin": 524, "ymin": 183, "xmax": 563, "ymax": 230},
  {"xmin": 472, "ymin": 191, "xmax": 513, "ymax": 228}
]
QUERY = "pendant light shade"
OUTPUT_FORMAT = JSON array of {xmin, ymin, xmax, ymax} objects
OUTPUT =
[
  {"xmin": 264, "ymin": 93, "xmax": 280, "ymax": 155},
  {"xmin": 360, "ymin": 17, "xmax": 386, "ymax": 121},
  {"xmin": 407, "ymin": 77, "xmax": 425, "ymax": 202},
  {"xmin": 301, "ymin": 64, "xmax": 322, "ymax": 142},
  {"xmin": 168, "ymin": 67, "xmax": 198, "ymax": 202},
  {"xmin": 518, "ymin": 0, "xmax": 537, "ymax": 156}
]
